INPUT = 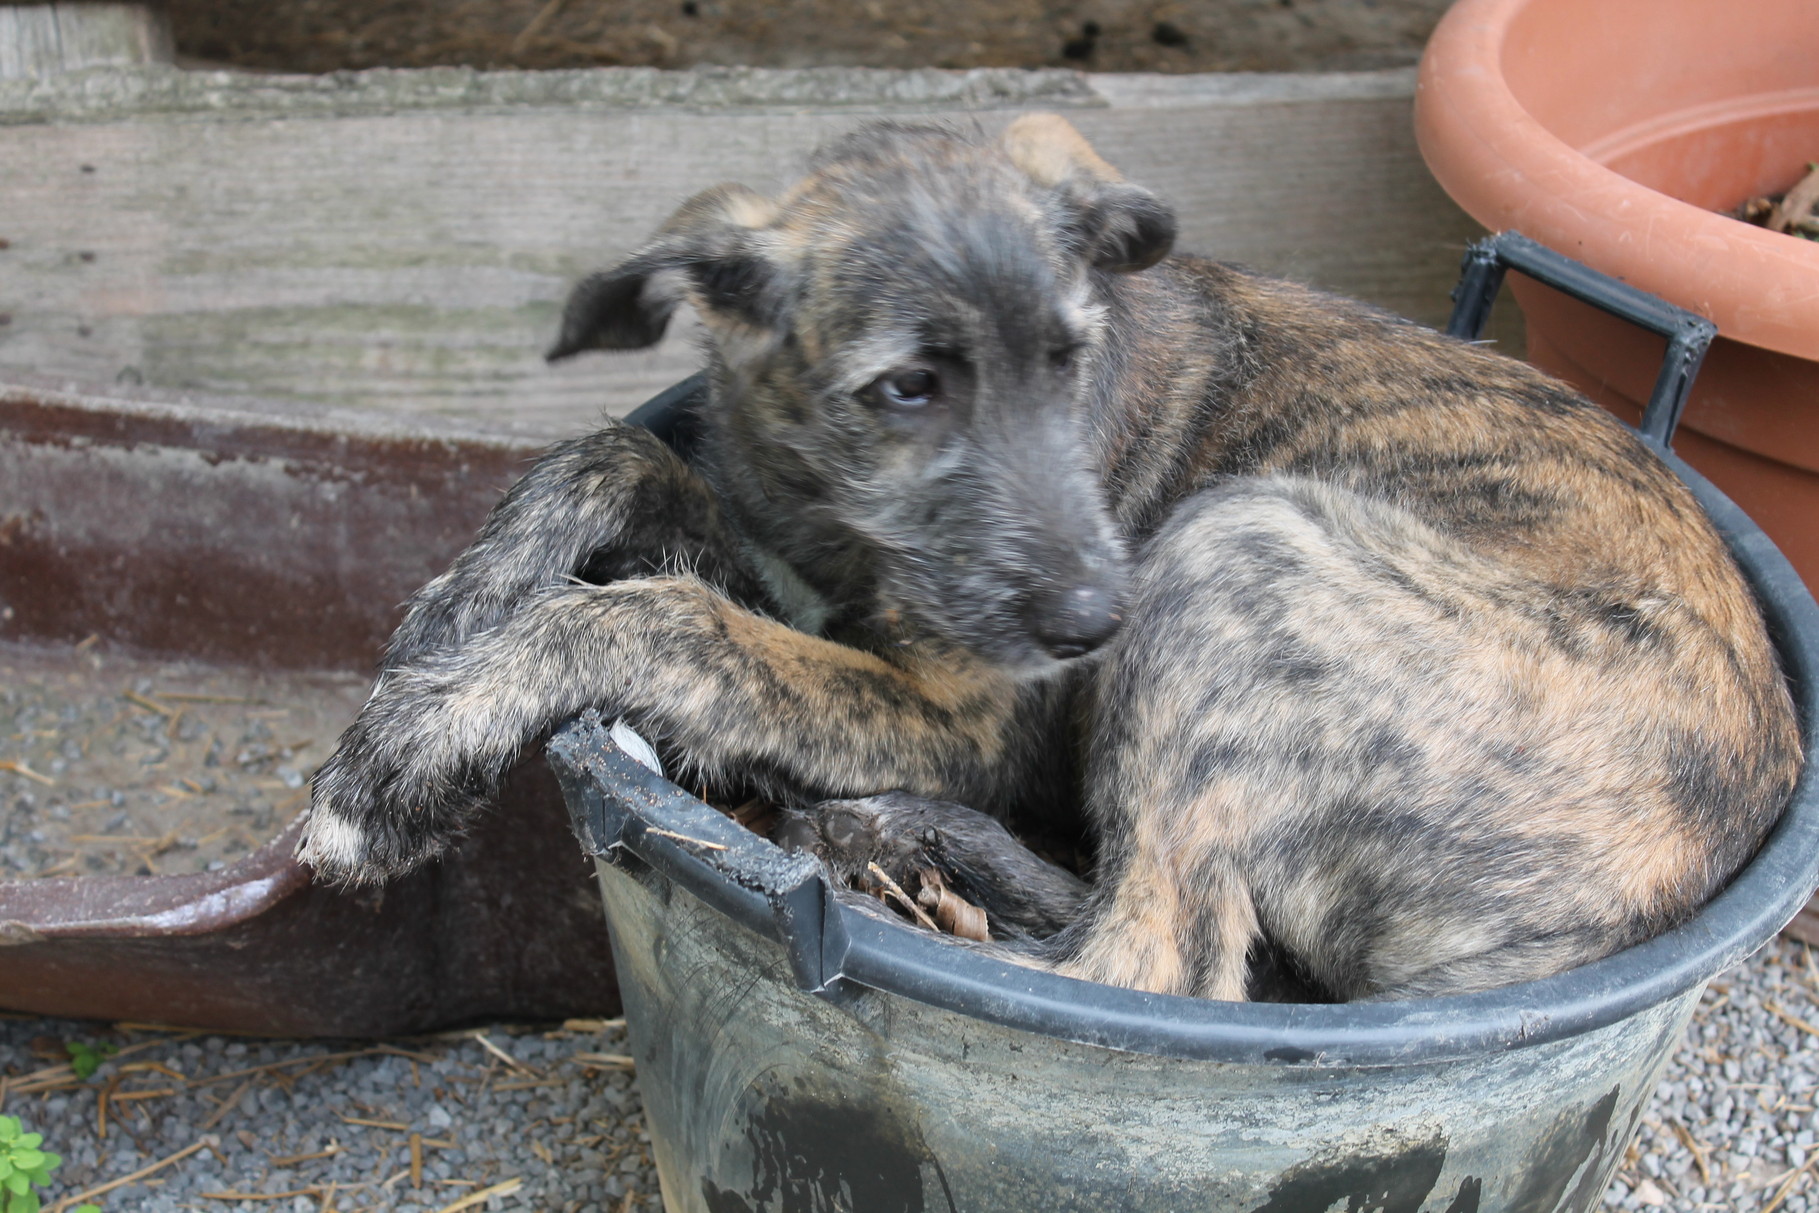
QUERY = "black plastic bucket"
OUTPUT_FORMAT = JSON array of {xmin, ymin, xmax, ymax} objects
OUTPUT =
[
  {"xmin": 545, "ymin": 241, "xmax": 1819, "ymax": 1210},
  {"xmin": 546, "ymin": 420, "xmax": 1817, "ymax": 1212}
]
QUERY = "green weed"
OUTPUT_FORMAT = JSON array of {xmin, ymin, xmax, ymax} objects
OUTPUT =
[{"xmin": 62, "ymin": 1042, "xmax": 116, "ymax": 1082}]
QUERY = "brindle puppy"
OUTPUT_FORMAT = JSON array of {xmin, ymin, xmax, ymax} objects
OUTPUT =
[{"xmin": 298, "ymin": 115, "xmax": 1801, "ymax": 1002}]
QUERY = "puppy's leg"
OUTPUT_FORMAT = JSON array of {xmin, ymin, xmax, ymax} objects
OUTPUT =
[
  {"xmin": 778, "ymin": 792, "xmax": 1089, "ymax": 939},
  {"xmin": 301, "ymin": 578, "xmax": 1027, "ymax": 883},
  {"xmin": 1056, "ymin": 850, "xmax": 1260, "ymax": 1002},
  {"xmin": 1039, "ymin": 482, "xmax": 1336, "ymax": 1001},
  {"xmin": 382, "ymin": 422, "xmax": 765, "ymax": 666}
]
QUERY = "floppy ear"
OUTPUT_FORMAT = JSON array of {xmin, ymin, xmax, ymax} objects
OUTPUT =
[
  {"xmin": 1001, "ymin": 112, "xmax": 1176, "ymax": 274},
  {"xmin": 547, "ymin": 183, "xmax": 781, "ymax": 361}
]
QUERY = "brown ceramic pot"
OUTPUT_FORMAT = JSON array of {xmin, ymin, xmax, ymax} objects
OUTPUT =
[
  {"xmin": 1415, "ymin": 0, "xmax": 1819, "ymax": 592},
  {"xmin": 1415, "ymin": 0, "xmax": 1819, "ymax": 943}
]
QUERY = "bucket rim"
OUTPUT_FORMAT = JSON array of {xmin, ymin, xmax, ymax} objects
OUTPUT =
[{"xmin": 548, "ymin": 375, "xmax": 1819, "ymax": 1068}]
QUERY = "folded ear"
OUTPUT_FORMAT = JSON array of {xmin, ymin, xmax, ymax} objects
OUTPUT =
[
  {"xmin": 1001, "ymin": 112, "xmax": 1176, "ymax": 274},
  {"xmin": 547, "ymin": 183, "xmax": 782, "ymax": 361}
]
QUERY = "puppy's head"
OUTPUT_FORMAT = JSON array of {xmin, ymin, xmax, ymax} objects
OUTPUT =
[{"xmin": 551, "ymin": 115, "xmax": 1176, "ymax": 671}]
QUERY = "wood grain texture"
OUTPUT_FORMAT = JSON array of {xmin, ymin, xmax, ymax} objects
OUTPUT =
[
  {"xmin": 0, "ymin": 66, "xmax": 1514, "ymax": 439},
  {"xmin": 0, "ymin": 3, "xmax": 172, "ymax": 79}
]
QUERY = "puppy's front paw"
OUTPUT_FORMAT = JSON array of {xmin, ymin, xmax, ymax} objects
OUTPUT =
[{"xmin": 296, "ymin": 698, "xmax": 494, "ymax": 885}]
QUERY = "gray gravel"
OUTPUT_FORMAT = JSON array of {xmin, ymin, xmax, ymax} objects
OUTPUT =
[
  {"xmin": 0, "ymin": 1017, "xmax": 660, "ymax": 1212},
  {"xmin": 3, "ymin": 937, "xmax": 1815, "ymax": 1212},
  {"xmin": 1606, "ymin": 936, "xmax": 1819, "ymax": 1212},
  {"xmin": 1, "ymin": 641, "xmax": 367, "ymax": 880}
]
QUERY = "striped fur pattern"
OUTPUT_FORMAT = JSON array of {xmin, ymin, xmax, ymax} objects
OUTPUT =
[{"xmin": 299, "ymin": 116, "xmax": 1801, "ymax": 1001}]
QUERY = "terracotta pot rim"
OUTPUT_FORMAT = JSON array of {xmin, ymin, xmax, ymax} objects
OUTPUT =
[{"xmin": 1414, "ymin": 0, "xmax": 1819, "ymax": 362}]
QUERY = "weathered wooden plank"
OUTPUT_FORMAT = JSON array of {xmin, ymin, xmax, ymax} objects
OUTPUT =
[
  {"xmin": 0, "ymin": 3, "xmax": 171, "ymax": 79},
  {"xmin": 0, "ymin": 66, "xmax": 1510, "ymax": 439}
]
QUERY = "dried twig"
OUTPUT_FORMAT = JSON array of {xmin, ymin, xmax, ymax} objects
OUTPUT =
[
  {"xmin": 644, "ymin": 826, "xmax": 728, "ymax": 852},
  {"xmin": 473, "ymin": 1033, "xmax": 538, "ymax": 1076},
  {"xmin": 113, "ymin": 1022, "xmax": 256, "ymax": 1039},
  {"xmin": 1762, "ymin": 1157, "xmax": 1817, "ymax": 1213},
  {"xmin": 191, "ymin": 1047, "xmax": 420, "ymax": 1089},
  {"xmin": 340, "ymin": 1115, "xmax": 410, "ymax": 1131},
  {"xmin": 96, "ymin": 1073, "xmax": 119, "ymax": 1141},
  {"xmin": 270, "ymin": 1143, "xmax": 342, "ymax": 1168},
  {"xmin": 433, "ymin": 1178, "xmax": 524, "ymax": 1213},
  {"xmin": 108, "ymin": 1086, "xmax": 177, "ymax": 1103},
  {"xmin": 1763, "ymin": 1000, "xmax": 1819, "ymax": 1040},
  {"xmin": 198, "ymin": 1075, "xmax": 258, "ymax": 1132},
  {"xmin": 7, "ymin": 1069, "xmax": 82, "ymax": 1097},
  {"xmin": 1666, "ymin": 1117, "xmax": 1711, "ymax": 1186},
  {"xmin": 867, "ymin": 862, "xmax": 940, "ymax": 932},
  {"xmin": 120, "ymin": 1059, "xmax": 186, "ymax": 1081},
  {"xmin": 48, "ymin": 1137, "xmax": 210, "ymax": 1212},
  {"xmin": 123, "ymin": 689, "xmax": 175, "ymax": 717},
  {"xmin": 916, "ymin": 868, "xmax": 991, "ymax": 941},
  {"xmin": 0, "ymin": 759, "xmax": 55, "ymax": 786},
  {"xmin": 490, "ymin": 1076, "xmax": 569, "ymax": 1092}
]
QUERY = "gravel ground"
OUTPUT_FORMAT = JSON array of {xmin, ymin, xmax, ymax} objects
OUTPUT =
[
  {"xmin": 1, "ymin": 641, "xmax": 366, "ymax": 880},
  {"xmin": 3, "ymin": 937, "xmax": 1815, "ymax": 1212},
  {"xmin": 0, "ymin": 1017, "xmax": 660, "ymax": 1213}
]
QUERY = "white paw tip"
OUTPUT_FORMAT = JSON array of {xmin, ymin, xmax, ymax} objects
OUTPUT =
[{"xmin": 298, "ymin": 810, "xmax": 369, "ymax": 871}]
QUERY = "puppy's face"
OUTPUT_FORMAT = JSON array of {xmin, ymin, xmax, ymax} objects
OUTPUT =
[{"xmin": 551, "ymin": 116, "xmax": 1177, "ymax": 670}]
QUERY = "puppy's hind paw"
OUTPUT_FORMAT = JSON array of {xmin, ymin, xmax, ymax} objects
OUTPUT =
[{"xmin": 780, "ymin": 792, "xmax": 1090, "ymax": 940}]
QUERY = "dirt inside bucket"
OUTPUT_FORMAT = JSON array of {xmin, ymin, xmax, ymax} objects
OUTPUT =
[
  {"xmin": 164, "ymin": 0, "xmax": 1451, "ymax": 75},
  {"xmin": 0, "ymin": 640, "xmax": 368, "ymax": 881}
]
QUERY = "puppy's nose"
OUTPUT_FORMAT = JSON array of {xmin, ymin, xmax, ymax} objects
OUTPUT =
[{"xmin": 1026, "ymin": 583, "xmax": 1127, "ymax": 660}]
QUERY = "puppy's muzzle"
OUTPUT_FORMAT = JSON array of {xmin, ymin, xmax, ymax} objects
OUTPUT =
[{"xmin": 1025, "ymin": 581, "xmax": 1128, "ymax": 660}]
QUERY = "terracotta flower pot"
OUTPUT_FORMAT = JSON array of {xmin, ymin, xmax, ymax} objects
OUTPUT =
[
  {"xmin": 1415, "ymin": 0, "xmax": 1819, "ymax": 943},
  {"xmin": 1414, "ymin": 0, "xmax": 1819, "ymax": 593}
]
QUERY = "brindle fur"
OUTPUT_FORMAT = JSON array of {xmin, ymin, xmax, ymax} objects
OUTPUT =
[{"xmin": 298, "ymin": 116, "xmax": 1801, "ymax": 1002}]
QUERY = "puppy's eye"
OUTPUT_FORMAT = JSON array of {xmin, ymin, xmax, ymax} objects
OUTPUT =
[
  {"xmin": 874, "ymin": 369, "xmax": 939, "ymax": 409},
  {"xmin": 1050, "ymin": 345, "xmax": 1077, "ymax": 374}
]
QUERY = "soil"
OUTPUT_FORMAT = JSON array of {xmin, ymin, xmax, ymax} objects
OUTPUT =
[
  {"xmin": 0, "ymin": 641, "xmax": 368, "ymax": 881},
  {"xmin": 1731, "ymin": 162, "xmax": 1819, "ymax": 242},
  {"xmin": 163, "ymin": 0, "xmax": 1452, "ymax": 75}
]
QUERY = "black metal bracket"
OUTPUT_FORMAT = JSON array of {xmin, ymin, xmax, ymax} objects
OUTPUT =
[{"xmin": 1446, "ymin": 231, "xmax": 1718, "ymax": 448}]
